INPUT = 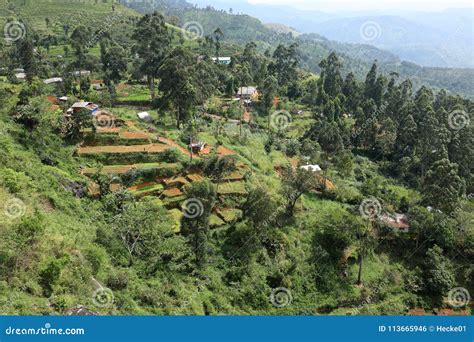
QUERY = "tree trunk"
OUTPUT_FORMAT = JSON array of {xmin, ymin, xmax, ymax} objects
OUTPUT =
[
  {"xmin": 177, "ymin": 107, "xmax": 182, "ymax": 129},
  {"xmin": 268, "ymin": 110, "xmax": 271, "ymax": 131},
  {"xmin": 240, "ymin": 99, "xmax": 243, "ymax": 137},
  {"xmin": 148, "ymin": 75, "xmax": 155, "ymax": 99}
]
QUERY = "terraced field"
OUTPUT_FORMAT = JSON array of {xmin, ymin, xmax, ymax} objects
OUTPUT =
[
  {"xmin": 217, "ymin": 181, "xmax": 247, "ymax": 195},
  {"xmin": 77, "ymin": 144, "xmax": 171, "ymax": 155},
  {"xmin": 77, "ymin": 114, "xmax": 251, "ymax": 233},
  {"xmin": 81, "ymin": 163, "xmax": 179, "ymax": 175}
]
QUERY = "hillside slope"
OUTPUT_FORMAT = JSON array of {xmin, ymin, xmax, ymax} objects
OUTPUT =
[
  {"xmin": 1, "ymin": 0, "xmax": 139, "ymax": 37},
  {"xmin": 124, "ymin": 0, "xmax": 474, "ymax": 97}
]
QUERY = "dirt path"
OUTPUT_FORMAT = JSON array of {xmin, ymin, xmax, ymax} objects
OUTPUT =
[{"xmin": 243, "ymin": 109, "xmax": 251, "ymax": 123}]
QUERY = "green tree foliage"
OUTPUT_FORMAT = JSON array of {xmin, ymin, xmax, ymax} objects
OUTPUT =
[
  {"xmin": 158, "ymin": 47, "xmax": 216, "ymax": 127},
  {"xmin": 319, "ymin": 52, "xmax": 343, "ymax": 98},
  {"xmin": 100, "ymin": 41, "xmax": 128, "ymax": 85},
  {"xmin": 204, "ymin": 154, "xmax": 237, "ymax": 191},
  {"xmin": 181, "ymin": 180, "xmax": 217, "ymax": 268},
  {"xmin": 280, "ymin": 166, "xmax": 319, "ymax": 216},
  {"xmin": 423, "ymin": 159, "xmax": 464, "ymax": 214},
  {"xmin": 132, "ymin": 12, "xmax": 171, "ymax": 99},
  {"xmin": 63, "ymin": 108, "xmax": 95, "ymax": 141},
  {"xmin": 423, "ymin": 245, "xmax": 456, "ymax": 297},
  {"xmin": 268, "ymin": 43, "xmax": 299, "ymax": 87},
  {"xmin": 111, "ymin": 199, "xmax": 176, "ymax": 267}
]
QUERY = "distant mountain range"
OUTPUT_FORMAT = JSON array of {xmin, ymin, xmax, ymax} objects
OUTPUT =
[
  {"xmin": 120, "ymin": 0, "xmax": 474, "ymax": 97},
  {"xmin": 192, "ymin": 0, "xmax": 474, "ymax": 69}
]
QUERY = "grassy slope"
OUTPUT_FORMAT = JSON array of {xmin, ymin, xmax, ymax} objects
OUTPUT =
[
  {"xmin": 0, "ymin": 76, "xmax": 435, "ymax": 315},
  {"xmin": 1, "ymin": 0, "xmax": 140, "ymax": 34}
]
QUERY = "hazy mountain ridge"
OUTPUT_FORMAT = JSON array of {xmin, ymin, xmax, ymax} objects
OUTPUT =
[
  {"xmin": 192, "ymin": 0, "xmax": 473, "ymax": 69},
  {"xmin": 123, "ymin": 0, "xmax": 474, "ymax": 97}
]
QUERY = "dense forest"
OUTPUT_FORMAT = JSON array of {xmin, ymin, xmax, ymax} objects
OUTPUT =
[{"xmin": 0, "ymin": 0, "xmax": 472, "ymax": 316}]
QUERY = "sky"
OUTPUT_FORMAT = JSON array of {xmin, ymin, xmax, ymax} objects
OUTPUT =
[{"xmin": 245, "ymin": 0, "xmax": 473, "ymax": 11}]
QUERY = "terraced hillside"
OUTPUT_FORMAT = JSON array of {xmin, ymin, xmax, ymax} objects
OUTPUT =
[{"xmin": 77, "ymin": 111, "xmax": 249, "ymax": 232}]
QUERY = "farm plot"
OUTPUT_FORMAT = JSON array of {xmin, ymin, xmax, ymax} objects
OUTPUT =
[
  {"xmin": 217, "ymin": 181, "xmax": 247, "ymax": 195},
  {"xmin": 128, "ymin": 183, "xmax": 164, "ymax": 198},
  {"xmin": 216, "ymin": 208, "xmax": 243, "ymax": 223},
  {"xmin": 77, "ymin": 144, "xmax": 171, "ymax": 155},
  {"xmin": 81, "ymin": 163, "xmax": 179, "ymax": 175}
]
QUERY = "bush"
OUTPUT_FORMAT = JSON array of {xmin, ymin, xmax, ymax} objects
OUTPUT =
[
  {"xmin": 284, "ymin": 139, "xmax": 300, "ymax": 157},
  {"xmin": 0, "ymin": 168, "xmax": 31, "ymax": 193},
  {"xmin": 159, "ymin": 148, "xmax": 181, "ymax": 163},
  {"xmin": 84, "ymin": 246, "xmax": 108, "ymax": 276},
  {"xmin": 39, "ymin": 256, "xmax": 69, "ymax": 296}
]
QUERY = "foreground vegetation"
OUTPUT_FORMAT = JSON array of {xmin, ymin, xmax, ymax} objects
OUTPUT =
[{"xmin": 0, "ymin": 0, "xmax": 472, "ymax": 316}]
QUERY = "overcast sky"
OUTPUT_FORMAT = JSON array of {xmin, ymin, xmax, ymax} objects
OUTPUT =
[{"xmin": 246, "ymin": 0, "xmax": 473, "ymax": 11}]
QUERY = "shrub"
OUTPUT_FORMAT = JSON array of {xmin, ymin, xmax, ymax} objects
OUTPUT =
[
  {"xmin": 0, "ymin": 168, "xmax": 31, "ymax": 193},
  {"xmin": 106, "ymin": 271, "xmax": 129, "ymax": 291},
  {"xmin": 84, "ymin": 246, "xmax": 108, "ymax": 276}
]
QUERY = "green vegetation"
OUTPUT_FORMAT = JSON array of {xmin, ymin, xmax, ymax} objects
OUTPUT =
[{"xmin": 0, "ymin": 0, "xmax": 472, "ymax": 317}]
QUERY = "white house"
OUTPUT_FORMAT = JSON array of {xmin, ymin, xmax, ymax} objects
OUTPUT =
[
  {"xmin": 15, "ymin": 73, "xmax": 26, "ymax": 81},
  {"xmin": 72, "ymin": 70, "xmax": 91, "ymax": 77},
  {"xmin": 300, "ymin": 164, "xmax": 322, "ymax": 173},
  {"xmin": 67, "ymin": 102, "xmax": 99, "ymax": 115},
  {"xmin": 237, "ymin": 86, "xmax": 258, "ymax": 100},
  {"xmin": 43, "ymin": 77, "xmax": 63, "ymax": 85},
  {"xmin": 212, "ymin": 57, "xmax": 231, "ymax": 65},
  {"xmin": 137, "ymin": 112, "xmax": 152, "ymax": 122},
  {"xmin": 379, "ymin": 213, "xmax": 410, "ymax": 233},
  {"xmin": 189, "ymin": 141, "xmax": 207, "ymax": 154}
]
